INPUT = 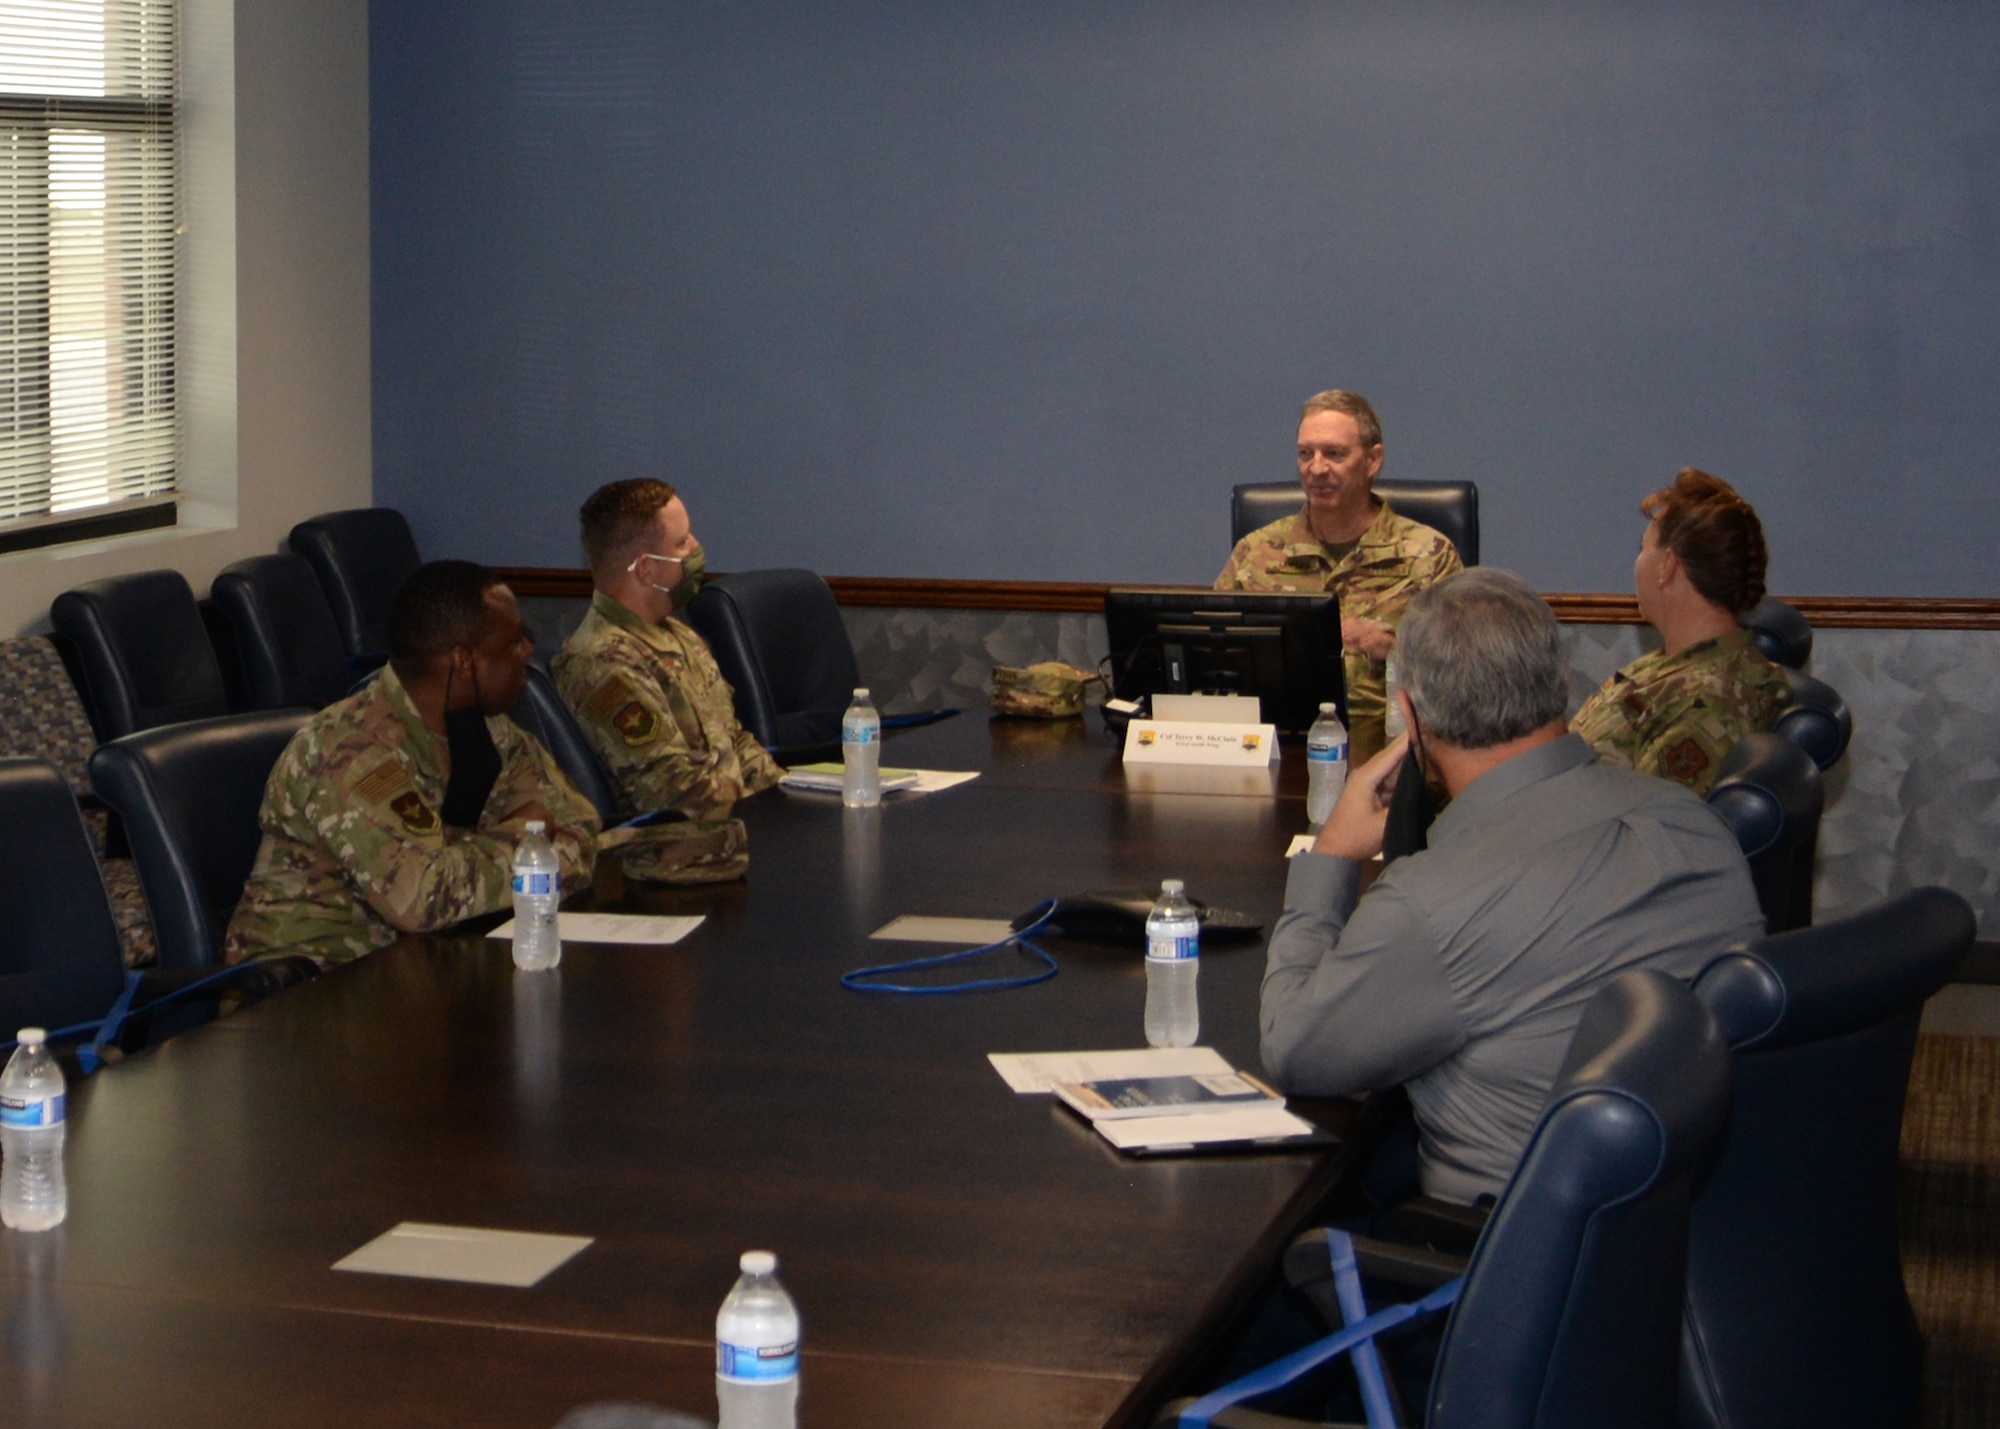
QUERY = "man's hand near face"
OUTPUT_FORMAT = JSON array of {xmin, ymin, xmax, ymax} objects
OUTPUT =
[{"xmin": 1312, "ymin": 734, "xmax": 1409, "ymax": 862}]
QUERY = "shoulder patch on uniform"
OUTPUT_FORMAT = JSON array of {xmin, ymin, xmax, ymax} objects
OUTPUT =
[
  {"xmin": 1657, "ymin": 738, "xmax": 1710, "ymax": 785},
  {"xmin": 389, "ymin": 790, "xmax": 441, "ymax": 836},
  {"xmin": 612, "ymin": 700, "xmax": 661, "ymax": 745},
  {"xmin": 352, "ymin": 758, "xmax": 412, "ymax": 807},
  {"xmin": 585, "ymin": 674, "xmax": 638, "ymax": 721}
]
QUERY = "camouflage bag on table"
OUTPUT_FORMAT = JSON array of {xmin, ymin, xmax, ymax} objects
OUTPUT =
[{"xmin": 990, "ymin": 661, "xmax": 1101, "ymax": 718}]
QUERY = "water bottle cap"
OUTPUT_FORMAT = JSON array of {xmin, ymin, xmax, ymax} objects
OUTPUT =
[
  {"xmin": 1160, "ymin": 879, "xmax": 1184, "ymax": 896},
  {"xmin": 1319, "ymin": 702, "xmax": 1335, "ymax": 713},
  {"xmin": 852, "ymin": 687, "xmax": 869, "ymax": 698},
  {"xmin": 740, "ymin": 1250, "xmax": 777, "ymax": 1275},
  {"xmin": 525, "ymin": 820, "xmax": 546, "ymax": 835},
  {"xmin": 14, "ymin": 1028, "xmax": 43, "ymax": 1047}
]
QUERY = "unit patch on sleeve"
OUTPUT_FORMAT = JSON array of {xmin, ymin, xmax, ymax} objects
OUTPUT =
[
  {"xmin": 612, "ymin": 700, "xmax": 660, "ymax": 745},
  {"xmin": 389, "ymin": 790, "xmax": 441, "ymax": 836}
]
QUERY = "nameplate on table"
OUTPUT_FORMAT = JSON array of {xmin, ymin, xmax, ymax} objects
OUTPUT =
[
  {"xmin": 332, "ymin": 1222, "xmax": 593, "ymax": 1287},
  {"xmin": 1123, "ymin": 719, "xmax": 1278, "ymax": 767}
]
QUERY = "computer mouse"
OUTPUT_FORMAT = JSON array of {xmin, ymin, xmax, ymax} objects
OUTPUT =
[{"xmin": 1010, "ymin": 891, "xmax": 1264, "ymax": 945}]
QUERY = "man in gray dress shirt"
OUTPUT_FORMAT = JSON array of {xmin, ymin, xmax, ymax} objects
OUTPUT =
[{"xmin": 1262, "ymin": 568, "xmax": 1761, "ymax": 1206}]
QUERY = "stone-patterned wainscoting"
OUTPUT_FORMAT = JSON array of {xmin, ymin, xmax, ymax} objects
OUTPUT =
[{"xmin": 839, "ymin": 606, "xmax": 2000, "ymax": 937}]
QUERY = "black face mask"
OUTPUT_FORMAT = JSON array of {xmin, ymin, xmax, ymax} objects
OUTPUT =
[
  {"xmin": 1381, "ymin": 713, "xmax": 1437, "ymax": 865},
  {"xmin": 439, "ymin": 664, "xmax": 503, "ymax": 830}
]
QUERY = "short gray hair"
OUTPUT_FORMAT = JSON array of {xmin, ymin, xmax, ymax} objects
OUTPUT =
[{"xmin": 1396, "ymin": 569, "xmax": 1568, "ymax": 749}]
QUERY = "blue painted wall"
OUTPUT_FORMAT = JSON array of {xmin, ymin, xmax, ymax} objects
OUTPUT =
[{"xmin": 372, "ymin": 2, "xmax": 2000, "ymax": 594}]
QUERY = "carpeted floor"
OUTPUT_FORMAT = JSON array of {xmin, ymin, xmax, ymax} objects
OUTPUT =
[{"xmin": 1900, "ymin": 1033, "xmax": 2000, "ymax": 1428}]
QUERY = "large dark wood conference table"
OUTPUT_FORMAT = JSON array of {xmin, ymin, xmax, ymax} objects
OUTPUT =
[{"xmin": 0, "ymin": 713, "xmax": 1363, "ymax": 1428}]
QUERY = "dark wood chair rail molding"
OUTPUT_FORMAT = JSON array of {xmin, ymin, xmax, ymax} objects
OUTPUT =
[{"xmin": 494, "ymin": 568, "xmax": 2000, "ymax": 631}]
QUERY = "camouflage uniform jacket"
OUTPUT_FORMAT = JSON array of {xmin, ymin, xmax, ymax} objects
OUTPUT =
[
  {"xmin": 551, "ymin": 591, "xmax": 783, "ymax": 819},
  {"xmin": 1570, "ymin": 627, "xmax": 1790, "ymax": 795},
  {"xmin": 224, "ymin": 666, "xmax": 600, "ymax": 966},
  {"xmin": 1214, "ymin": 499, "xmax": 1463, "ymax": 763}
]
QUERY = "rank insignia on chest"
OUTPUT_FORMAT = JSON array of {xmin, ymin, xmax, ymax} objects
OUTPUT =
[
  {"xmin": 390, "ymin": 790, "xmax": 441, "ymax": 835},
  {"xmin": 613, "ymin": 700, "xmax": 660, "ymax": 745}
]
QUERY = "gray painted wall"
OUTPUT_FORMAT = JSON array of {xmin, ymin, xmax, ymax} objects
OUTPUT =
[{"xmin": 374, "ymin": 2, "xmax": 2000, "ymax": 595}]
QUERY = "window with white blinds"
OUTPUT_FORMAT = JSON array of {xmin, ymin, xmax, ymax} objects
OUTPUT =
[{"xmin": 0, "ymin": 0, "xmax": 177, "ymax": 552}]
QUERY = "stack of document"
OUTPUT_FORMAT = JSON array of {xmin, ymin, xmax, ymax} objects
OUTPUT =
[{"xmin": 989, "ymin": 1047, "xmax": 1323, "ymax": 1155}]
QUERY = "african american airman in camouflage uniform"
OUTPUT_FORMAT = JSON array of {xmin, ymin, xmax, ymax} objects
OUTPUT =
[
  {"xmin": 1570, "ymin": 626, "xmax": 1789, "ymax": 795},
  {"xmin": 1216, "ymin": 501, "xmax": 1462, "ymax": 763},
  {"xmin": 553, "ymin": 591, "xmax": 779, "ymax": 875},
  {"xmin": 224, "ymin": 665, "xmax": 600, "ymax": 967}
]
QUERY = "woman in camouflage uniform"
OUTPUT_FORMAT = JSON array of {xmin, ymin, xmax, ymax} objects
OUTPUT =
[{"xmin": 1570, "ymin": 469, "xmax": 1790, "ymax": 795}]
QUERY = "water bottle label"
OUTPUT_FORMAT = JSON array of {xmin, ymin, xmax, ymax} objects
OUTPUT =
[
  {"xmin": 513, "ymin": 872, "xmax": 554, "ymax": 896},
  {"xmin": 1147, "ymin": 933, "xmax": 1198, "ymax": 961},
  {"xmin": 0, "ymin": 1093, "xmax": 63, "ymax": 1128},
  {"xmin": 842, "ymin": 726, "xmax": 879, "ymax": 745},
  {"xmin": 1307, "ymin": 743, "xmax": 1348, "ymax": 764},
  {"xmin": 717, "ymin": 1339, "xmax": 799, "ymax": 1381}
]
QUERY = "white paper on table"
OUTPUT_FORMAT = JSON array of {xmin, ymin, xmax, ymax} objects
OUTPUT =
[
  {"xmin": 332, "ymin": 1222, "xmax": 593, "ymax": 1287},
  {"xmin": 988, "ymin": 1046, "xmax": 1234, "ymax": 1095},
  {"xmin": 486, "ymin": 912, "xmax": 704, "ymax": 945},
  {"xmin": 1094, "ymin": 1105, "xmax": 1319, "ymax": 1153},
  {"xmin": 903, "ymin": 769, "xmax": 980, "ymax": 794},
  {"xmin": 872, "ymin": 915, "xmax": 1018, "ymax": 945}
]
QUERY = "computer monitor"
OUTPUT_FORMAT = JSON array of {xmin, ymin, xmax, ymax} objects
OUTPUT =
[{"xmin": 1103, "ymin": 588, "xmax": 1346, "ymax": 735}]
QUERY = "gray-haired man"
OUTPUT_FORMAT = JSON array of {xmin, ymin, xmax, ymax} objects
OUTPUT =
[{"xmin": 1261, "ymin": 568, "xmax": 1760, "ymax": 1206}]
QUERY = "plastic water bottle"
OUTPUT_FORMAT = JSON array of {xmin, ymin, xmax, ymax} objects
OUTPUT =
[
  {"xmin": 511, "ymin": 821, "xmax": 562, "ymax": 971},
  {"xmin": 0, "ymin": 1029, "xmax": 67, "ymax": 1232},
  {"xmin": 1383, "ymin": 651, "xmax": 1407, "ymax": 740},
  {"xmin": 1305, "ymin": 702, "xmax": 1349, "ymax": 826},
  {"xmin": 1144, "ymin": 880, "xmax": 1201, "ymax": 1048},
  {"xmin": 716, "ymin": 1249, "xmax": 801, "ymax": 1429},
  {"xmin": 841, "ymin": 688, "xmax": 881, "ymax": 808}
]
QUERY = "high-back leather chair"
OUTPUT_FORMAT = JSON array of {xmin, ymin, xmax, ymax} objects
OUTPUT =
[
  {"xmin": 1705, "ymin": 733, "xmax": 1822, "ymax": 934},
  {"xmin": 211, "ymin": 554, "xmax": 353, "ymax": 710},
  {"xmin": 1205, "ymin": 969, "xmax": 1733, "ymax": 1429},
  {"xmin": 50, "ymin": 570, "xmax": 230, "ymax": 739},
  {"xmin": 1772, "ymin": 667, "xmax": 1852, "ymax": 771},
  {"xmin": 0, "ymin": 757, "xmax": 133, "ymax": 1031},
  {"xmin": 1744, "ymin": 598, "xmax": 1811, "ymax": 669},
  {"xmin": 1230, "ymin": 480, "xmax": 1480, "ymax": 567},
  {"xmin": 289, "ymin": 508, "xmax": 422, "ymax": 664},
  {"xmin": 88, "ymin": 710, "xmax": 311, "ymax": 970},
  {"xmin": 515, "ymin": 664, "xmax": 621, "ymax": 821},
  {"xmin": 1684, "ymin": 887, "xmax": 1975, "ymax": 1429},
  {"xmin": 685, "ymin": 569, "xmax": 861, "ymax": 751}
]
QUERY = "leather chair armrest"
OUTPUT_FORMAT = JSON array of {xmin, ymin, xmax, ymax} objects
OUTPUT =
[{"xmin": 1371, "ymin": 1195, "xmax": 1491, "ymax": 1256}]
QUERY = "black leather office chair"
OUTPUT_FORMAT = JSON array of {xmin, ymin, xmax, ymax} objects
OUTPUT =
[
  {"xmin": 1682, "ymin": 887, "xmax": 1973, "ymax": 1429},
  {"xmin": 0, "ymin": 757, "xmax": 313, "ymax": 1044},
  {"xmin": 1230, "ymin": 481, "xmax": 1480, "ymax": 567},
  {"xmin": 515, "ymin": 664, "xmax": 622, "ymax": 821},
  {"xmin": 1705, "ymin": 734, "xmax": 1823, "ymax": 934},
  {"xmin": 1178, "ymin": 969, "xmax": 1732, "ymax": 1429},
  {"xmin": 50, "ymin": 570, "xmax": 230, "ymax": 740},
  {"xmin": 1772, "ymin": 666, "xmax": 1852, "ymax": 771},
  {"xmin": 88, "ymin": 710, "xmax": 311, "ymax": 971},
  {"xmin": 211, "ymin": 553, "xmax": 353, "ymax": 710},
  {"xmin": 1743, "ymin": 598, "xmax": 1811, "ymax": 669},
  {"xmin": 685, "ymin": 569, "xmax": 862, "ymax": 750},
  {"xmin": 289, "ymin": 507, "xmax": 423, "ymax": 665}
]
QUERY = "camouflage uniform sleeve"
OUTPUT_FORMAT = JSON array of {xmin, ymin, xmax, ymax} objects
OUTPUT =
[
  {"xmin": 731, "ymin": 726, "xmax": 784, "ymax": 795},
  {"xmin": 559, "ymin": 646, "xmax": 753, "ymax": 816},
  {"xmin": 1570, "ymin": 677, "xmax": 1646, "ymax": 772},
  {"xmin": 487, "ymin": 721, "xmax": 601, "ymax": 892},
  {"xmin": 298, "ymin": 747, "xmax": 523, "ymax": 935},
  {"xmin": 1214, "ymin": 537, "xmax": 1257, "ymax": 591}
]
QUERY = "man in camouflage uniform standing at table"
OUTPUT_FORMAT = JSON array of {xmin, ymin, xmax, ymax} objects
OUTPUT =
[
  {"xmin": 226, "ymin": 561, "xmax": 600, "ymax": 967},
  {"xmin": 1216, "ymin": 389, "xmax": 1463, "ymax": 764},
  {"xmin": 552, "ymin": 479, "xmax": 779, "ymax": 877}
]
